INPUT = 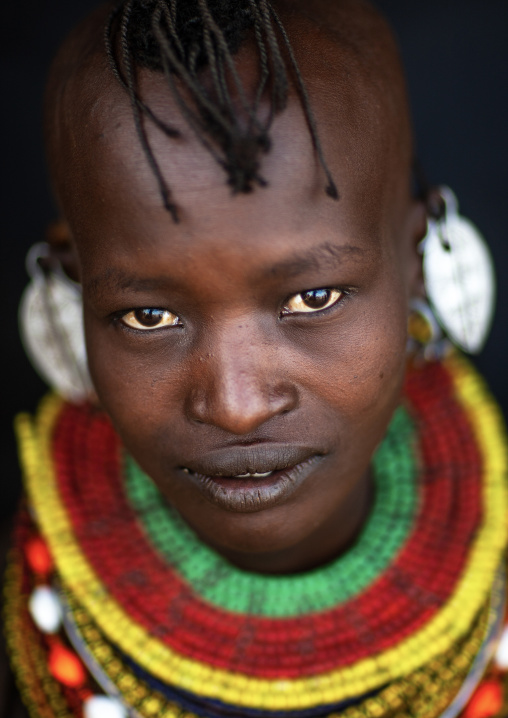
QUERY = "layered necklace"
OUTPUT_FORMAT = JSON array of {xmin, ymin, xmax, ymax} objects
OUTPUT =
[{"xmin": 5, "ymin": 354, "xmax": 508, "ymax": 718}]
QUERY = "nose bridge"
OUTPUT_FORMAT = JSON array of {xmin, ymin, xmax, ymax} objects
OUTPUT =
[{"xmin": 186, "ymin": 316, "xmax": 297, "ymax": 434}]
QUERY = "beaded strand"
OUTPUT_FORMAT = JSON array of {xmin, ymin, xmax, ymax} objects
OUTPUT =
[{"xmin": 3, "ymin": 537, "xmax": 501, "ymax": 718}]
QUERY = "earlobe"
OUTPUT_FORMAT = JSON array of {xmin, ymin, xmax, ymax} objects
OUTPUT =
[
  {"xmin": 46, "ymin": 219, "xmax": 81, "ymax": 283},
  {"xmin": 405, "ymin": 199, "xmax": 427, "ymax": 299}
]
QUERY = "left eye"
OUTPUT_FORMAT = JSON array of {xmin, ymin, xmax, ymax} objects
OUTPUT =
[
  {"xmin": 283, "ymin": 288, "xmax": 343, "ymax": 314},
  {"xmin": 120, "ymin": 308, "xmax": 180, "ymax": 330}
]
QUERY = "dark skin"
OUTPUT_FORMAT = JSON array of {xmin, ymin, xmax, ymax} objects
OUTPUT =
[{"xmin": 44, "ymin": 0, "xmax": 426, "ymax": 574}]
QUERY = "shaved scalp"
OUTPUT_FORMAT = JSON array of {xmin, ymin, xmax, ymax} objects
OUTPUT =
[{"xmin": 45, "ymin": 0, "xmax": 414, "ymax": 224}]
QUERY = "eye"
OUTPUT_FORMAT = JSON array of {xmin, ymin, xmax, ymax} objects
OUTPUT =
[
  {"xmin": 120, "ymin": 308, "xmax": 181, "ymax": 330},
  {"xmin": 283, "ymin": 288, "xmax": 343, "ymax": 314}
]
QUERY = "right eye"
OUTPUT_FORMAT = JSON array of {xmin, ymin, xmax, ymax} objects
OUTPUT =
[{"xmin": 120, "ymin": 308, "xmax": 181, "ymax": 331}]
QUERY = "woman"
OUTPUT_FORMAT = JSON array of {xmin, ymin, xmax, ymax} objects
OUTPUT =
[{"xmin": 2, "ymin": 1, "xmax": 506, "ymax": 717}]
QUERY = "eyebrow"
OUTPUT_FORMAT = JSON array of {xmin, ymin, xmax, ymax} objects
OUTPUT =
[
  {"xmin": 86, "ymin": 268, "xmax": 172, "ymax": 299},
  {"xmin": 86, "ymin": 242, "xmax": 366, "ymax": 296},
  {"xmin": 267, "ymin": 242, "xmax": 366, "ymax": 279}
]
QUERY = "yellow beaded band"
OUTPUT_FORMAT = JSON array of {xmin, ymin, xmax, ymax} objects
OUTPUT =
[
  {"xmin": 4, "ymin": 538, "xmax": 494, "ymax": 718},
  {"xmin": 62, "ymin": 581, "xmax": 490, "ymax": 718},
  {"xmin": 15, "ymin": 354, "xmax": 508, "ymax": 710}
]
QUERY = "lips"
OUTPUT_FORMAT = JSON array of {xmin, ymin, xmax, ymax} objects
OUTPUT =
[
  {"xmin": 177, "ymin": 445, "xmax": 324, "ymax": 513},
  {"xmin": 178, "ymin": 444, "xmax": 317, "ymax": 478}
]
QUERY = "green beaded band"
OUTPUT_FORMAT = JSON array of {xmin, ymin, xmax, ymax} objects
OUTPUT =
[{"xmin": 124, "ymin": 407, "xmax": 418, "ymax": 617}]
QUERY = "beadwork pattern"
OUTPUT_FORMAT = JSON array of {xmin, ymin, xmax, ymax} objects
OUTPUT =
[
  {"xmin": 10, "ymin": 354, "xmax": 508, "ymax": 715},
  {"xmin": 4, "ymin": 534, "xmax": 503, "ymax": 718},
  {"xmin": 60, "ymin": 582, "xmax": 495, "ymax": 718}
]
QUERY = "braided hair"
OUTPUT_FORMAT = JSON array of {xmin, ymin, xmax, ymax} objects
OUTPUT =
[{"xmin": 105, "ymin": 0, "xmax": 338, "ymax": 221}]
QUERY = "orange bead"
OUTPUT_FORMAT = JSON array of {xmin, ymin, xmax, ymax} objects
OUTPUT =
[
  {"xmin": 48, "ymin": 642, "xmax": 87, "ymax": 688},
  {"xmin": 463, "ymin": 680, "xmax": 503, "ymax": 718},
  {"xmin": 25, "ymin": 537, "xmax": 53, "ymax": 576}
]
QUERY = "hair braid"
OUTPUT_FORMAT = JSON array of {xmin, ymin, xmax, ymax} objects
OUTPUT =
[{"xmin": 105, "ymin": 0, "xmax": 339, "ymax": 220}]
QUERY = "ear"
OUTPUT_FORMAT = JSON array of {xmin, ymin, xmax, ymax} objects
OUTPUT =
[
  {"xmin": 403, "ymin": 199, "xmax": 427, "ymax": 301},
  {"xmin": 46, "ymin": 219, "xmax": 81, "ymax": 283}
]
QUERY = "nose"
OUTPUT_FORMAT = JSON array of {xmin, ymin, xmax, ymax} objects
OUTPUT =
[{"xmin": 185, "ymin": 322, "xmax": 298, "ymax": 435}]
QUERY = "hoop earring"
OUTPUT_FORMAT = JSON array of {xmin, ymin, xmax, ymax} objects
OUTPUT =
[
  {"xmin": 419, "ymin": 187, "xmax": 495, "ymax": 354},
  {"xmin": 19, "ymin": 243, "xmax": 93, "ymax": 403}
]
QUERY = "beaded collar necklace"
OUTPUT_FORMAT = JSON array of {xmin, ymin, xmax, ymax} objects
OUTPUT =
[{"xmin": 5, "ymin": 354, "xmax": 508, "ymax": 718}]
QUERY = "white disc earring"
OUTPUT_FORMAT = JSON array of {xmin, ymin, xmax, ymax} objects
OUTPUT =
[
  {"xmin": 420, "ymin": 187, "xmax": 496, "ymax": 354},
  {"xmin": 19, "ymin": 243, "xmax": 93, "ymax": 403}
]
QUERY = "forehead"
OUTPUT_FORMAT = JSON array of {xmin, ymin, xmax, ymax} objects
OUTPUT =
[{"xmin": 48, "ymin": 3, "xmax": 412, "ymax": 265}]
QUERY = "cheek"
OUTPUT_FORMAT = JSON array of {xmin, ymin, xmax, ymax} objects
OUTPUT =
[
  {"xmin": 83, "ymin": 315, "xmax": 180, "ymax": 440},
  {"xmin": 293, "ymin": 288, "xmax": 408, "ymax": 424}
]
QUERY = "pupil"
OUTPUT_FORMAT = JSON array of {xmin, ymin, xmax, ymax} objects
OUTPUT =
[
  {"xmin": 302, "ymin": 289, "xmax": 330, "ymax": 309},
  {"xmin": 135, "ymin": 309, "xmax": 163, "ymax": 326}
]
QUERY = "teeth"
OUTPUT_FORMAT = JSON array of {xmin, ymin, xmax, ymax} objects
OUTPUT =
[
  {"xmin": 235, "ymin": 472, "xmax": 274, "ymax": 479},
  {"xmin": 182, "ymin": 468, "xmax": 273, "ymax": 479}
]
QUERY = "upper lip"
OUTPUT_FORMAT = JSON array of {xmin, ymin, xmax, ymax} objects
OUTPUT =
[{"xmin": 178, "ymin": 444, "xmax": 321, "ymax": 477}]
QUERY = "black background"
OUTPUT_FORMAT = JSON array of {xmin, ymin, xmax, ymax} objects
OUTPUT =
[{"xmin": 1, "ymin": 1, "xmax": 507, "ymax": 521}]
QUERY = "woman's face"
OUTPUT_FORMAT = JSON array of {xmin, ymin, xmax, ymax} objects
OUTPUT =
[{"xmin": 55, "ymin": 73, "xmax": 424, "ymax": 573}]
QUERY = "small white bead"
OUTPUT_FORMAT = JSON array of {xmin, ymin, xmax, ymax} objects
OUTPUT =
[
  {"xmin": 495, "ymin": 625, "xmax": 508, "ymax": 669},
  {"xmin": 28, "ymin": 586, "xmax": 62, "ymax": 634},
  {"xmin": 83, "ymin": 696, "xmax": 127, "ymax": 718}
]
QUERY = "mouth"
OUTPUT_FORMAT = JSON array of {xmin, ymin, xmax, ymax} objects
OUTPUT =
[
  {"xmin": 178, "ymin": 447, "xmax": 324, "ymax": 513},
  {"xmin": 182, "ymin": 468, "xmax": 275, "ymax": 479}
]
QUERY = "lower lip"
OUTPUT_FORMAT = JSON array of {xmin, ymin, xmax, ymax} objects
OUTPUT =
[{"xmin": 185, "ymin": 457, "xmax": 323, "ymax": 513}]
